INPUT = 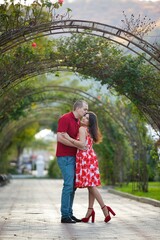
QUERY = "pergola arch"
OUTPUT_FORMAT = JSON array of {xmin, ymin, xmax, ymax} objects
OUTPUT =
[
  {"xmin": 1, "ymin": 84, "xmax": 132, "ymax": 138},
  {"xmin": 0, "ymin": 18, "xmax": 160, "ymax": 133},
  {"xmin": 0, "ymin": 2, "xmax": 159, "ymax": 191},
  {"xmin": 0, "ymin": 20, "xmax": 160, "ymax": 70},
  {"xmin": 0, "ymin": 109, "xmax": 59, "ymax": 152},
  {"xmin": 1, "ymin": 50, "xmax": 160, "ymax": 133}
]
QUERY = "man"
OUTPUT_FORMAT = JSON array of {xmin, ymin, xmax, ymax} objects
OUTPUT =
[{"xmin": 56, "ymin": 100, "xmax": 88, "ymax": 223}]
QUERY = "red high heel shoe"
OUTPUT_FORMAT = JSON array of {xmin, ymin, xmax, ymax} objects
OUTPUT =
[
  {"xmin": 81, "ymin": 208, "xmax": 95, "ymax": 223},
  {"xmin": 102, "ymin": 205, "xmax": 116, "ymax": 223}
]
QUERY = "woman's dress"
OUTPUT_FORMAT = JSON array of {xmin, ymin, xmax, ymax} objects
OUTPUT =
[{"xmin": 75, "ymin": 130, "xmax": 101, "ymax": 188}]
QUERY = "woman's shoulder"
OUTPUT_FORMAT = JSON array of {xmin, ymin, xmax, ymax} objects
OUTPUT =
[{"xmin": 79, "ymin": 126, "xmax": 87, "ymax": 132}]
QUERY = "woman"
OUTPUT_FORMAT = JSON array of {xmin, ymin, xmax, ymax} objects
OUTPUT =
[{"xmin": 62, "ymin": 111, "xmax": 116, "ymax": 223}]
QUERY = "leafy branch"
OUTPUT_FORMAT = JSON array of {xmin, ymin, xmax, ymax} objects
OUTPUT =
[{"xmin": 0, "ymin": 0, "xmax": 72, "ymax": 32}]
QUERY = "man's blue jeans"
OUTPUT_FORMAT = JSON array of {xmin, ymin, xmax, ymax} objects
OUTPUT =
[{"xmin": 57, "ymin": 156, "xmax": 76, "ymax": 218}]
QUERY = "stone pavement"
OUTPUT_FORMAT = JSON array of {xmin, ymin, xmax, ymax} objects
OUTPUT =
[{"xmin": 0, "ymin": 179, "xmax": 160, "ymax": 240}]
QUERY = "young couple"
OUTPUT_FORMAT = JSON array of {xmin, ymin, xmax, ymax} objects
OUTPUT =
[{"xmin": 56, "ymin": 100, "xmax": 116, "ymax": 224}]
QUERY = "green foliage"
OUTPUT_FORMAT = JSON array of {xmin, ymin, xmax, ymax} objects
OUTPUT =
[
  {"xmin": 29, "ymin": 138, "xmax": 49, "ymax": 149},
  {"xmin": 0, "ymin": 39, "xmax": 57, "ymax": 88},
  {"xmin": 48, "ymin": 158, "xmax": 62, "ymax": 179},
  {"xmin": 0, "ymin": 33, "xmax": 159, "ymax": 134},
  {"xmin": 59, "ymin": 34, "xmax": 160, "ymax": 128},
  {"xmin": 115, "ymin": 182, "xmax": 160, "ymax": 201},
  {"xmin": 13, "ymin": 122, "xmax": 39, "ymax": 146},
  {"xmin": 56, "ymin": 33, "xmax": 122, "ymax": 80},
  {"xmin": 0, "ymin": 0, "xmax": 66, "ymax": 32},
  {"xmin": 0, "ymin": 146, "xmax": 18, "ymax": 173},
  {"xmin": 93, "ymin": 95, "xmax": 158, "ymax": 190},
  {"xmin": 0, "ymin": 152, "xmax": 9, "ymax": 173},
  {"xmin": 148, "ymin": 147, "xmax": 160, "ymax": 181},
  {"xmin": 0, "ymin": 6, "xmax": 159, "ymax": 191},
  {"xmin": 95, "ymin": 121, "xmax": 133, "ymax": 186}
]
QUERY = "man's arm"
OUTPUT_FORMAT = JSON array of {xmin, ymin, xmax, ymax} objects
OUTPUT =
[
  {"xmin": 61, "ymin": 127, "xmax": 87, "ymax": 150},
  {"xmin": 57, "ymin": 132, "xmax": 75, "ymax": 147}
]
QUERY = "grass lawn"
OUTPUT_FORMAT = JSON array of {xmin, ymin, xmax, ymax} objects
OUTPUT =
[{"xmin": 115, "ymin": 182, "xmax": 160, "ymax": 201}]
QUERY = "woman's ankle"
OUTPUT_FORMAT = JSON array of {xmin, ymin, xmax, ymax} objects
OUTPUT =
[{"xmin": 102, "ymin": 205, "xmax": 109, "ymax": 217}]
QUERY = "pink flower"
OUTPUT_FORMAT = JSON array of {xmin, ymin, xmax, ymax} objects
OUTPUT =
[
  {"xmin": 58, "ymin": 0, "xmax": 64, "ymax": 4},
  {"xmin": 32, "ymin": 42, "xmax": 37, "ymax": 48}
]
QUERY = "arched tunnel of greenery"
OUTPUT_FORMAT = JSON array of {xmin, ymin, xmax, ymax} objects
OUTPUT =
[
  {"xmin": 1, "ymin": 34, "xmax": 160, "ymax": 131},
  {"xmin": 0, "ymin": 0, "xmax": 160, "ymax": 192},
  {"xmin": 0, "ymin": 70, "xmax": 159, "ymax": 191}
]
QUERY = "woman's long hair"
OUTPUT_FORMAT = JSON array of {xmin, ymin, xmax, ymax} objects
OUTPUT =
[{"xmin": 87, "ymin": 112, "xmax": 102, "ymax": 143}]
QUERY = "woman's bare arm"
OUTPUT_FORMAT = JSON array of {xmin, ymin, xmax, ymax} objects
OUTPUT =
[{"xmin": 61, "ymin": 127, "xmax": 87, "ymax": 149}]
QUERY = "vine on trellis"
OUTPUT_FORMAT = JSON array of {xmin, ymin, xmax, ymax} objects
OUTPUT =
[{"xmin": 0, "ymin": 0, "xmax": 72, "ymax": 33}]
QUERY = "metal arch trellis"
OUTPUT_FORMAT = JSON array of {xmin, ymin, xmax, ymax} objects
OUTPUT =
[
  {"xmin": 0, "ymin": 84, "xmax": 135, "ymax": 140},
  {"xmin": 0, "ymin": 19, "xmax": 160, "ymax": 70},
  {"xmin": 1, "ymin": 58, "xmax": 160, "ymax": 134},
  {"xmin": 0, "ymin": 64, "xmax": 73, "ymax": 95},
  {"xmin": 0, "ymin": 85, "xmax": 120, "ymax": 125},
  {"xmin": 0, "ymin": 18, "xmax": 160, "ymax": 133},
  {"xmin": 0, "ymin": 112, "xmax": 58, "ymax": 151}
]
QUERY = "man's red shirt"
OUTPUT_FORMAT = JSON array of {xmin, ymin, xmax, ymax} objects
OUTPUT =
[{"xmin": 56, "ymin": 112, "xmax": 80, "ymax": 157}]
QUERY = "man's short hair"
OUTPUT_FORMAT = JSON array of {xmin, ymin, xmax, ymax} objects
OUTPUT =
[{"xmin": 73, "ymin": 100, "xmax": 88, "ymax": 111}]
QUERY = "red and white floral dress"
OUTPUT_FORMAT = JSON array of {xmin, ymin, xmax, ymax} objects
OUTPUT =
[{"xmin": 75, "ymin": 129, "xmax": 101, "ymax": 188}]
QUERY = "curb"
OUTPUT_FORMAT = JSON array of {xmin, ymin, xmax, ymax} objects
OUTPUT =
[{"xmin": 108, "ymin": 189, "xmax": 160, "ymax": 207}]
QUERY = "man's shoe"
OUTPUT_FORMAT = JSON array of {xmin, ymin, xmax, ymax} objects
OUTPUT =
[
  {"xmin": 71, "ymin": 216, "xmax": 82, "ymax": 222},
  {"xmin": 61, "ymin": 217, "xmax": 76, "ymax": 223}
]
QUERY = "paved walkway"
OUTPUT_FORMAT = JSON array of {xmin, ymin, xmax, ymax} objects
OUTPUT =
[{"xmin": 0, "ymin": 179, "xmax": 160, "ymax": 240}]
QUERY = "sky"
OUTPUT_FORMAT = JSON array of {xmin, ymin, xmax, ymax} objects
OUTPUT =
[
  {"xmin": 62, "ymin": 0, "xmax": 160, "ymax": 43},
  {"xmin": 1, "ymin": 1, "xmax": 159, "ymax": 26},
  {"xmin": 35, "ymin": 129, "xmax": 56, "ymax": 141}
]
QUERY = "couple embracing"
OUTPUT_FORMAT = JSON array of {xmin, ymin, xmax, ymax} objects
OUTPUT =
[{"xmin": 56, "ymin": 100, "xmax": 116, "ymax": 224}]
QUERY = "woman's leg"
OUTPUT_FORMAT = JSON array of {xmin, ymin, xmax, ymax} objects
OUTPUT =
[
  {"xmin": 88, "ymin": 188, "xmax": 95, "ymax": 208},
  {"xmin": 84, "ymin": 188, "xmax": 95, "ymax": 217},
  {"xmin": 88, "ymin": 186, "xmax": 109, "ymax": 217}
]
